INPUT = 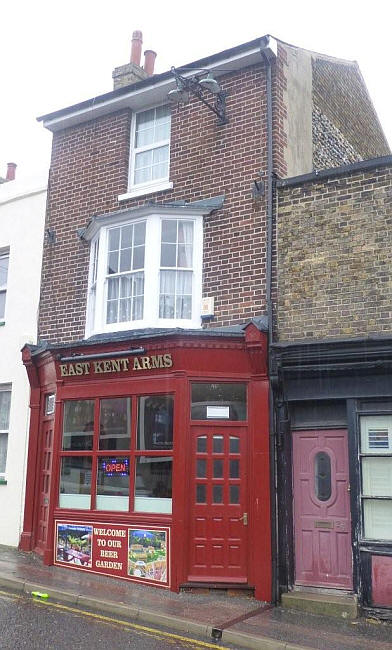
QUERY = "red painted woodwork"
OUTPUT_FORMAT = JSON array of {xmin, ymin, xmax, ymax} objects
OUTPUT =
[
  {"xmin": 21, "ymin": 330, "xmax": 271, "ymax": 599},
  {"xmin": 293, "ymin": 430, "xmax": 353, "ymax": 589},
  {"xmin": 34, "ymin": 414, "xmax": 55, "ymax": 554},
  {"xmin": 372, "ymin": 556, "xmax": 392, "ymax": 607},
  {"xmin": 188, "ymin": 424, "xmax": 248, "ymax": 582}
]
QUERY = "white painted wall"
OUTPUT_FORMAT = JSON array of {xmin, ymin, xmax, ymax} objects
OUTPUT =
[{"xmin": 0, "ymin": 173, "xmax": 46, "ymax": 546}]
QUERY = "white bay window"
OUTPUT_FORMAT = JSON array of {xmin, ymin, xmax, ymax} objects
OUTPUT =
[{"xmin": 86, "ymin": 208, "xmax": 203, "ymax": 336}]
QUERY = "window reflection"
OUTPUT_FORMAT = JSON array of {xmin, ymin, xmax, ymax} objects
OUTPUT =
[
  {"xmin": 137, "ymin": 395, "xmax": 173, "ymax": 450},
  {"xmin": 62, "ymin": 401, "xmax": 94, "ymax": 451},
  {"xmin": 99, "ymin": 398, "xmax": 131, "ymax": 450}
]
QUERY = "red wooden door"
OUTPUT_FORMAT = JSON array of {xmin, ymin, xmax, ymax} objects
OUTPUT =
[
  {"xmin": 293, "ymin": 429, "xmax": 353, "ymax": 589},
  {"xmin": 34, "ymin": 413, "xmax": 55, "ymax": 554},
  {"xmin": 188, "ymin": 425, "xmax": 248, "ymax": 583}
]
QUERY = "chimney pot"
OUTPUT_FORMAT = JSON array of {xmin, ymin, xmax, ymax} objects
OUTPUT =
[
  {"xmin": 6, "ymin": 162, "xmax": 17, "ymax": 181},
  {"xmin": 144, "ymin": 50, "xmax": 157, "ymax": 76},
  {"xmin": 130, "ymin": 30, "xmax": 143, "ymax": 66}
]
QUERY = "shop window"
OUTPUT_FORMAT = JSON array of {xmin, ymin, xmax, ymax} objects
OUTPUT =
[
  {"xmin": 59, "ymin": 395, "xmax": 173, "ymax": 514},
  {"xmin": 360, "ymin": 415, "xmax": 392, "ymax": 541},
  {"xmin": 86, "ymin": 212, "xmax": 203, "ymax": 336},
  {"xmin": 0, "ymin": 385, "xmax": 11, "ymax": 477},
  {"xmin": 191, "ymin": 383, "xmax": 247, "ymax": 421}
]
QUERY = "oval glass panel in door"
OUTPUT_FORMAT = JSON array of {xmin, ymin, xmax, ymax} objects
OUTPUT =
[{"xmin": 315, "ymin": 451, "xmax": 332, "ymax": 501}]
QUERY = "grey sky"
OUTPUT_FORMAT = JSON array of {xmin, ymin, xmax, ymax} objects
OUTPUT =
[{"xmin": 2, "ymin": 0, "xmax": 391, "ymax": 183}]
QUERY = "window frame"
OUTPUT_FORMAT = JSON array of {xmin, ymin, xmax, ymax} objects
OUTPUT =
[
  {"xmin": 127, "ymin": 104, "xmax": 172, "ymax": 198},
  {"xmin": 58, "ymin": 394, "xmax": 174, "ymax": 515},
  {"xmin": 360, "ymin": 414, "xmax": 392, "ymax": 542},
  {"xmin": 86, "ymin": 211, "xmax": 203, "ymax": 337},
  {"xmin": 0, "ymin": 249, "xmax": 10, "ymax": 323},
  {"xmin": 0, "ymin": 384, "xmax": 12, "ymax": 478}
]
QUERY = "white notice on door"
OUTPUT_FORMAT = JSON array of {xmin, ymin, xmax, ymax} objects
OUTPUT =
[{"xmin": 207, "ymin": 406, "xmax": 230, "ymax": 419}]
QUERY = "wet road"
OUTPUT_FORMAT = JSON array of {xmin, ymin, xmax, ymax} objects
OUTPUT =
[{"xmin": 0, "ymin": 590, "xmax": 233, "ymax": 650}]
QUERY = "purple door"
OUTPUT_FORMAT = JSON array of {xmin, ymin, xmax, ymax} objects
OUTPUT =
[{"xmin": 293, "ymin": 430, "xmax": 353, "ymax": 589}]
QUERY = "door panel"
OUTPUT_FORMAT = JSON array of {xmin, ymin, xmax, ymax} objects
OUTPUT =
[
  {"xmin": 188, "ymin": 426, "xmax": 248, "ymax": 582},
  {"xmin": 293, "ymin": 429, "xmax": 353, "ymax": 589},
  {"xmin": 34, "ymin": 416, "xmax": 55, "ymax": 554}
]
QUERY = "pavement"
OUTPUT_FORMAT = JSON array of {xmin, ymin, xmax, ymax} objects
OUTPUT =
[{"xmin": 1, "ymin": 545, "xmax": 392, "ymax": 650}]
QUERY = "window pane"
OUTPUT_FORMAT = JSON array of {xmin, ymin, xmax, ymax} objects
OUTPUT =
[
  {"xmin": 196, "ymin": 484, "xmax": 206, "ymax": 503},
  {"xmin": 363, "ymin": 499, "xmax": 392, "ymax": 540},
  {"xmin": 108, "ymin": 228, "xmax": 120, "ymax": 251},
  {"xmin": 0, "ymin": 255, "xmax": 9, "ymax": 287},
  {"xmin": 59, "ymin": 456, "xmax": 92, "ymax": 509},
  {"xmin": 213, "ymin": 485, "xmax": 223, "ymax": 503},
  {"xmin": 161, "ymin": 243, "xmax": 176, "ymax": 267},
  {"xmin": 230, "ymin": 485, "xmax": 240, "ymax": 504},
  {"xmin": 361, "ymin": 416, "xmax": 392, "ymax": 454},
  {"xmin": 230, "ymin": 437, "xmax": 240, "ymax": 453},
  {"xmin": 159, "ymin": 294, "xmax": 175, "ymax": 319},
  {"xmin": 137, "ymin": 395, "xmax": 173, "ymax": 450},
  {"xmin": 0, "ymin": 292, "xmax": 5, "ymax": 320},
  {"xmin": 0, "ymin": 432, "xmax": 8, "ymax": 474},
  {"xmin": 134, "ymin": 457, "xmax": 172, "ymax": 513},
  {"xmin": 133, "ymin": 246, "xmax": 145, "ymax": 270},
  {"xmin": 134, "ymin": 221, "xmax": 146, "ymax": 246},
  {"xmin": 161, "ymin": 220, "xmax": 177, "ymax": 243},
  {"xmin": 178, "ymin": 244, "xmax": 193, "ymax": 268},
  {"xmin": 191, "ymin": 383, "xmax": 247, "ymax": 421},
  {"xmin": 315, "ymin": 452, "xmax": 332, "ymax": 501},
  {"xmin": 134, "ymin": 167, "xmax": 151, "ymax": 185},
  {"xmin": 197, "ymin": 436, "xmax": 207, "ymax": 453},
  {"xmin": 96, "ymin": 456, "xmax": 129, "ymax": 511},
  {"xmin": 197, "ymin": 459, "xmax": 206, "ymax": 478},
  {"xmin": 362, "ymin": 457, "xmax": 392, "ymax": 497},
  {"xmin": 0, "ymin": 390, "xmax": 11, "ymax": 430},
  {"xmin": 62, "ymin": 401, "xmax": 94, "ymax": 451},
  {"xmin": 213, "ymin": 459, "xmax": 223, "ymax": 478},
  {"xmin": 119, "ymin": 248, "xmax": 132, "ymax": 273},
  {"xmin": 108, "ymin": 251, "xmax": 118, "ymax": 274},
  {"xmin": 99, "ymin": 398, "xmax": 131, "ymax": 450},
  {"xmin": 121, "ymin": 225, "xmax": 132, "ymax": 248},
  {"xmin": 107, "ymin": 299, "xmax": 118, "ymax": 324},
  {"xmin": 213, "ymin": 436, "xmax": 224, "ymax": 453},
  {"xmin": 107, "ymin": 277, "xmax": 119, "ymax": 300},
  {"xmin": 176, "ymin": 295, "xmax": 192, "ymax": 319},
  {"xmin": 230, "ymin": 459, "xmax": 240, "ymax": 479}
]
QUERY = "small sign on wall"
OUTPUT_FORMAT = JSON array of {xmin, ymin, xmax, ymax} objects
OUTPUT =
[
  {"xmin": 201, "ymin": 296, "xmax": 214, "ymax": 317},
  {"xmin": 55, "ymin": 520, "xmax": 170, "ymax": 588}
]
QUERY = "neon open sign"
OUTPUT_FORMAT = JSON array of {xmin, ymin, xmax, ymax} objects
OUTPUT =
[{"xmin": 102, "ymin": 458, "xmax": 129, "ymax": 477}]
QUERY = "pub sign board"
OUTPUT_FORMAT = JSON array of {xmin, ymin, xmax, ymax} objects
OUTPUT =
[
  {"xmin": 54, "ymin": 521, "xmax": 170, "ymax": 588},
  {"xmin": 59, "ymin": 353, "xmax": 173, "ymax": 378}
]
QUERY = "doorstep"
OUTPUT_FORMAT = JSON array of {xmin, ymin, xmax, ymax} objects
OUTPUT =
[{"xmin": 281, "ymin": 590, "xmax": 358, "ymax": 619}]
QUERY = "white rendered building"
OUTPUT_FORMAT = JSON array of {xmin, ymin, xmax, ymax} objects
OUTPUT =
[{"xmin": 0, "ymin": 167, "xmax": 46, "ymax": 546}]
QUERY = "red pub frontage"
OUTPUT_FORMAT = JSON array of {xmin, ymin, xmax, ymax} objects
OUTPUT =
[{"xmin": 20, "ymin": 323, "xmax": 271, "ymax": 601}]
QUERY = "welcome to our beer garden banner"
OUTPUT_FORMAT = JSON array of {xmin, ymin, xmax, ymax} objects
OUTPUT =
[{"xmin": 55, "ymin": 521, "xmax": 170, "ymax": 587}]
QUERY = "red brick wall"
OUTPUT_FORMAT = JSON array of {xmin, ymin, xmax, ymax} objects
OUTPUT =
[{"xmin": 39, "ymin": 61, "xmax": 284, "ymax": 343}]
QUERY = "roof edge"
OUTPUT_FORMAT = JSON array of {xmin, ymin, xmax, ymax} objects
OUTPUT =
[{"xmin": 277, "ymin": 155, "xmax": 392, "ymax": 189}]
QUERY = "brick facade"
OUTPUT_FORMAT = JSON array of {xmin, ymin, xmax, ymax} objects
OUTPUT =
[
  {"xmin": 39, "ymin": 64, "xmax": 275, "ymax": 342},
  {"xmin": 276, "ymin": 162, "xmax": 392, "ymax": 341},
  {"xmin": 37, "ymin": 38, "xmax": 389, "ymax": 344}
]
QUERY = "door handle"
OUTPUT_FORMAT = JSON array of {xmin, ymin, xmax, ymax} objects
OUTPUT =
[{"xmin": 239, "ymin": 512, "xmax": 248, "ymax": 526}]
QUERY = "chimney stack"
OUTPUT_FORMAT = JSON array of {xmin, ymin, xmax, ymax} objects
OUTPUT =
[
  {"xmin": 6, "ymin": 162, "xmax": 17, "ymax": 182},
  {"xmin": 143, "ymin": 50, "xmax": 157, "ymax": 76},
  {"xmin": 112, "ymin": 30, "xmax": 157, "ymax": 90},
  {"xmin": 130, "ymin": 30, "xmax": 143, "ymax": 66}
]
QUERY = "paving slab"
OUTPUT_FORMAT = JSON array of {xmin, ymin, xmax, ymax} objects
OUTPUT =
[{"xmin": 0, "ymin": 545, "xmax": 392, "ymax": 650}]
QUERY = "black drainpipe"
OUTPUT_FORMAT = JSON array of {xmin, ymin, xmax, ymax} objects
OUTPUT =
[{"xmin": 260, "ymin": 37, "xmax": 279, "ymax": 606}]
